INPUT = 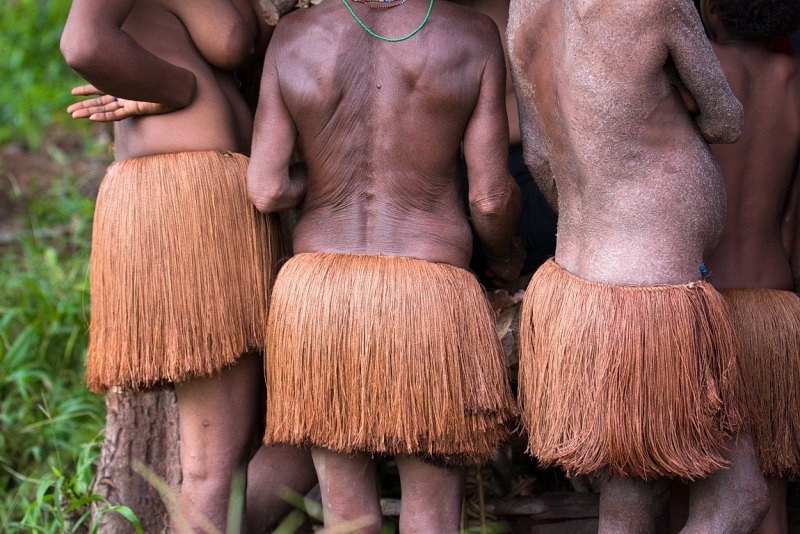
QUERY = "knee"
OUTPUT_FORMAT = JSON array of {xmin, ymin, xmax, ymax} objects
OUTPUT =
[{"xmin": 180, "ymin": 453, "xmax": 247, "ymax": 494}]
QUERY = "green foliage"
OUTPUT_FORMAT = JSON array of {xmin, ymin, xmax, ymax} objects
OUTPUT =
[
  {"xmin": 0, "ymin": 171, "xmax": 108, "ymax": 531},
  {"xmin": 0, "ymin": 0, "xmax": 88, "ymax": 149}
]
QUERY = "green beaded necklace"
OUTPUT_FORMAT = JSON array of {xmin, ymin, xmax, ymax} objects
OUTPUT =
[{"xmin": 342, "ymin": 0, "xmax": 434, "ymax": 42}]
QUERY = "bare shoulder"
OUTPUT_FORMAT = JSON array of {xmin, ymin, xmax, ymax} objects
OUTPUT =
[
  {"xmin": 616, "ymin": 0, "xmax": 698, "ymax": 31},
  {"xmin": 441, "ymin": 1, "xmax": 500, "ymax": 39}
]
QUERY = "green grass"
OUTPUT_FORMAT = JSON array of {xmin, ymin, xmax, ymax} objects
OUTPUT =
[
  {"xmin": 0, "ymin": 171, "xmax": 110, "ymax": 532},
  {"xmin": 0, "ymin": 0, "xmax": 91, "ymax": 149}
]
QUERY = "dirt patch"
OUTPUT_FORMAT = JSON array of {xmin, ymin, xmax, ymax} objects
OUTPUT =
[{"xmin": 0, "ymin": 130, "xmax": 111, "ymax": 234}]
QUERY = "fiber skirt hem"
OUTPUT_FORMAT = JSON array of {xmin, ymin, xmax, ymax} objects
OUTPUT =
[
  {"xmin": 722, "ymin": 288, "xmax": 800, "ymax": 476},
  {"xmin": 519, "ymin": 259, "xmax": 751, "ymax": 480},
  {"xmin": 85, "ymin": 150, "xmax": 283, "ymax": 392},
  {"xmin": 264, "ymin": 252, "xmax": 517, "ymax": 466}
]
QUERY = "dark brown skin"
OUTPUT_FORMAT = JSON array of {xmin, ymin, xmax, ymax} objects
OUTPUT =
[
  {"xmin": 61, "ymin": 3, "xmax": 318, "ymax": 532},
  {"xmin": 449, "ymin": 0, "xmax": 520, "ymax": 145},
  {"xmin": 680, "ymin": 3, "xmax": 800, "ymax": 533},
  {"xmin": 248, "ymin": 0, "xmax": 521, "ymax": 280},
  {"xmin": 247, "ymin": 0, "xmax": 520, "ymax": 529},
  {"xmin": 507, "ymin": 0, "xmax": 769, "ymax": 532},
  {"xmin": 701, "ymin": 1, "xmax": 800, "ymax": 293},
  {"xmin": 61, "ymin": 0, "xmax": 270, "ymax": 159}
]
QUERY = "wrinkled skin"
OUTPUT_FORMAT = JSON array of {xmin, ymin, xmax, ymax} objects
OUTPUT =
[
  {"xmin": 671, "ymin": 2, "xmax": 800, "ymax": 533},
  {"xmin": 507, "ymin": 0, "xmax": 769, "ymax": 531},
  {"xmin": 247, "ymin": 0, "xmax": 521, "ymax": 529},
  {"xmin": 61, "ymin": 0, "xmax": 316, "ymax": 531}
]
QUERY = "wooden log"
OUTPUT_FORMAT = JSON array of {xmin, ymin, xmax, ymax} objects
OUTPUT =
[
  {"xmin": 260, "ymin": 0, "xmax": 324, "ymax": 25},
  {"xmin": 90, "ymin": 387, "xmax": 181, "ymax": 533}
]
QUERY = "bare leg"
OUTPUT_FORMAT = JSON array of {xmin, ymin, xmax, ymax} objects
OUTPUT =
[
  {"xmin": 245, "ymin": 445, "xmax": 318, "ymax": 534},
  {"xmin": 174, "ymin": 352, "xmax": 264, "ymax": 533},
  {"xmin": 753, "ymin": 476, "xmax": 788, "ymax": 534},
  {"xmin": 598, "ymin": 476, "xmax": 669, "ymax": 534},
  {"xmin": 312, "ymin": 448, "xmax": 382, "ymax": 534},
  {"xmin": 395, "ymin": 455, "xmax": 465, "ymax": 534},
  {"xmin": 682, "ymin": 434, "xmax": 770, "ymax": 534}
]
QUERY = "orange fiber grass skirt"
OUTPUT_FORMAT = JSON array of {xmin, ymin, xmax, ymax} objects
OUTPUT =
[
  {"xmin": 85, "ymin": 151, "xmax": 283, "ymax": 392},
  {"xmin": 721, "ymin": 288, "xmax": 800, "ymax": 476},
  {"xmin": 264, "ymin": 253, "xmax": 517, "ymax": 466},
  {"xmin": 518, "ymin": 259, "xmax": 751, "ymax": 480}
]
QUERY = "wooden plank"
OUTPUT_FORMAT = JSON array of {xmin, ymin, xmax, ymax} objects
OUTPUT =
[
  {"xmin": 505, "ymin": 517, "xmax": 599, "ymax": 534},
  {"xmin": 382, "ymin": 492, "xmax": 598, "ymax": 520}
]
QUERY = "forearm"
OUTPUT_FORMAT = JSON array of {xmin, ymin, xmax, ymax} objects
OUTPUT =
[
  {"xmin": 61, "ymin": 21, "xmax": 195, "ymax": 108},
  {"xmin": 470, "ymin": 177, "xmax": 521, "ymax": 258},
  {"xmin": 248, "ymin": 163, "xmax": 306, "ymax": 213},
  {"xmin": 665, "ymin": 1, "xmax": 742, "ymax": 143}
]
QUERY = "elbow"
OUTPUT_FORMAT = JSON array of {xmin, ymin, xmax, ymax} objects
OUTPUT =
[
  {"xmin": 699, "ymin": 98, "xmax": 744, "ymax": 144},
  {"xmin": 469, "ymin": 178, "xmax": 521, "ymax": 222},
  {"xmin": 247, "ymin": 178, "xmax": 292, "ymax": 213},
  {"xmin": 60, "ymin": 32, "xmax": 101, "ymax": 73}
]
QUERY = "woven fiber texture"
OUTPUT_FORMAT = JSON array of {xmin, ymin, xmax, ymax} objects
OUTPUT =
[
  {"xmin": 86, "ymin": 151, "xmax": 283, "ymax": 391},
  {"xmin": 722, "ymin": 288, "xmax": 800, "ymax": 476},
  {"xmin": 264, "ymin": 252, "xmax": 517, "ymax": 466},
  {"xmin": 519, "ymin": 259, "xmax": 751, "ymax": 480}
]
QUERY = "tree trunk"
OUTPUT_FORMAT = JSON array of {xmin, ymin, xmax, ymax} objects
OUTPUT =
[
  {"xmin": 90, "ymin": 387, "xmax": 181, "ymax": 534},
  {"xmin": 85, "ymin": 291, "xmax": 523, "ymax": 533}
]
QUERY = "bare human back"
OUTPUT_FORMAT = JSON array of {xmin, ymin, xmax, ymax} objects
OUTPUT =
[
  {"xmin": 508, "ymin": 0, "xmax": 742, "ymax": 286},
  {"xmin": 248, "ymin": 0, "xmax": 521, "ymax": 275},
  {"xmin": 702, "ymin": 0, "xmax": 800, "ymax": 291},
  {"xmin": 508, "ymin": 1, "xmax": 771, "ymax": 532},
  {"xmin": 247, "ymin": 1, "xmax": 521, "ymax": 532},
  {"xmin": 695, "ymin": 2, "xmax": 800, "ymax": 533}
]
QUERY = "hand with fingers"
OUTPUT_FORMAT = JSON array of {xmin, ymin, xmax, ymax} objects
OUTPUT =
[{"xmin": 67, "ymin": 84, "xmax": 183, "ymax": 121}]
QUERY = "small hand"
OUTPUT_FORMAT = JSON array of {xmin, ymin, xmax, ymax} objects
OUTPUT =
[
  {"xmin": 67, "ymin": 84, "xmax": 180, "ymax": 122},
  {"xmin": 483, "ymin": 237, "xmax": 526, "ymax": 290}
]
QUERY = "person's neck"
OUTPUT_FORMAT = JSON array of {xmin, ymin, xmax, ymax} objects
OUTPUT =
[{"xmin": 709, "ymin": 25, "xmax": 772, "ymax": 50}]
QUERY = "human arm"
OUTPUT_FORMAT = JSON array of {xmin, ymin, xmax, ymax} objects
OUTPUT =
[
  {"xmin": 785, "ymin": 161, "xmax": 800, "ymax": 292},
  {"xmin": 514, "ymin": 76, "xmax": 558, "ymax": 212},
  {"xmin": 464, "ymin": 25, "xmax": 523, "ymax": 286},
  {"xmin": 60, "ymin": 0, "xmax": 196, "ymax": 110},
  {"xmin": 662, "ymin": 0, "xmax": 742, "ymax": 143},
  {"xmin": 247, "ymin": 41, "xmax": 305, "ymax": 213}
]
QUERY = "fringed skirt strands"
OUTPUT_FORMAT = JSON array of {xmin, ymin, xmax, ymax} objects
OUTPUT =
[
  {"xmin": 86, "ymin": 151, "xmax": 283, "ymax": 392},
  {"xmin": 518, "ymin": 259, "xmax": 751, "ymax": 480},
  {"xmin": 721, "ymin": 288, "xmax": 800, "ymax": 476},
  {"xmin": 264, "ymin": 253, "xmax": 517, "ymax": 466}
]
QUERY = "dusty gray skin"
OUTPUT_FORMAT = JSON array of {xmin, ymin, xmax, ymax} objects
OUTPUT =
[
  {"xmin": 507, "ymin": 0, "xmax": 769, "ymax": 532},
  {"xmin": 508, "ymin": 0, "xmax": 742, "ymax": 287}
]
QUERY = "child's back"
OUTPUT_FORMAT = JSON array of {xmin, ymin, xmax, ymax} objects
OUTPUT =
[{"xmin": 704, "ymin": 0, "xmax": 800, "ymax": 290}]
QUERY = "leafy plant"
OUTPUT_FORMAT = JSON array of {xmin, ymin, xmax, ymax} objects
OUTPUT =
[
  {"xmin": 0, "ymin": 170, "xmax": 107, "ymax": 531},
  {"xmin": 0, "ymin": 0, "xmax": 90, "ymax": 149}
]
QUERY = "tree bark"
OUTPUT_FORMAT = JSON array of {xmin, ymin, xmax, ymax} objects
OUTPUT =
[
  {"xmin": 90, "ymin": 387, "xmax": 181, "ymax": 534},
  {"xmin": 85, "ymin": 290, "xmax": 523, "ymax": 533}
]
